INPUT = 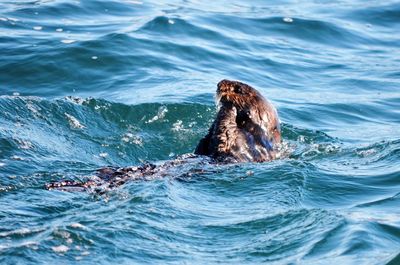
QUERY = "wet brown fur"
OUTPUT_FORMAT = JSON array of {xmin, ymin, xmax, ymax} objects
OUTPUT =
[{"xmin": 195, "ymin": 79, "xmax": 281, "ymax": 162}]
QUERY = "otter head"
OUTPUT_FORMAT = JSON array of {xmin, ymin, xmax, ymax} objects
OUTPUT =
[
  {"xmin": 216, "ymin": 79, "xmax": 281, "ymax": 145},
  {"xmin": 195, "ymin": 80, "xmax": 281, "ymax": 162}
]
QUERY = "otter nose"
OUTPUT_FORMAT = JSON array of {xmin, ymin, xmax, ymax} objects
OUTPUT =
[
  {"xmin": 217, "ymin": 79, "xmax": 233, "ymax": 91},
  {"xmin": 217, "ymin": 79, "xmax": 228, "ymax": 89}
]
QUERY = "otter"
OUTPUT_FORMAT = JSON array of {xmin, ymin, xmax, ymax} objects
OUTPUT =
[
  {"xmin": 195, "ymin": 79, "xmax": 281, "ymax": 162},
  {"xmin": 46, "ymin": 80, "xmax": 281, "ymax": 192}
]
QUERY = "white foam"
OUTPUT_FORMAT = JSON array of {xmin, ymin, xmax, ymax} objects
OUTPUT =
[
  {"xmin": 17, "ymin": 139, "xmax": 33, "ymax": 150},
  {"xmin": 99, "ymin": 152, "xmax": 108, "ymax": 158},
  {"xmin": 64, "ymin": 96, "xmax": 86, "ymax": 105},
  {"xmin": 52, "ymin": 245, "xmax": 69, "ymax": 253},
  {"xmin": 70, "ymin": 223, "xmax": 86, "ymax": 229},
  {"xmin": 33, "ymin": 26, "xmax": 42, "ymax": 30},
  {"xmin": 357, "ymin": 148, "xmax": 377, "ymax": 157},
  {"xmin": 172, "ymin": 120, "xmax": 185, "ymax": 131},
  {"xmin": 0, "ymin": 228, "xmax": 31, "ymax": 237},
  {"xmin": 11, "ymin": 155, "xmax": 24, "ymax": 161},
  {"xmin": 121, "ymin": 133, "xmax": 143, "ymax": 145},
  {"xmin": 26, "ymin": 102, "xmax": 42, "ymax": 117},
  {"xmin": 54, "ymin": 230, "xmax": 71, "ymax": 239},
  {"xmin": 65, "ymin": 113, "xmax": 85, "ymax": 129},
  {"xmin": 147, "ymin": 106, "xmax": 168, "ymax": 123},
  {"xmin": 61, "ymin": 39, "xmax": 76, "ymax": 44},
  {"xmin": 283, "ymin": 17, "xmax": 293, "ymax": 23},
  {"xmin": 246, "ymin": 170, "xmax": 254, "ymax": 176},
  {"xmin": 56, "ymin": 28, "xmax": 63, "ymax": 32}
]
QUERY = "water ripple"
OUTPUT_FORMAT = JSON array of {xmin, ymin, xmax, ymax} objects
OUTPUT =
[{"xmin": 1, "ymin": 0, "xmax": 400, "ymax": 263}]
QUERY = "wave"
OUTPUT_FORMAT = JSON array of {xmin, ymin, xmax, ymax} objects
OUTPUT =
[
  {"xmin": 1, "ymin": 1, "xmax": 400, "ymax": 262},
  {"xmin": 1, "ymin": 95, "xmax": 398, "ymax": 175}
]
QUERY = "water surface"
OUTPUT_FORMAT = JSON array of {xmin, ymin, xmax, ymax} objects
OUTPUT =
[{"xmin": 1, "ymin": 0, "xmax": 400, "ymax": 264}]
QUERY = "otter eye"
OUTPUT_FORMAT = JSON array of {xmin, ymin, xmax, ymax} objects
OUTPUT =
[{"xmin": 234, "ymin": 85, "xmax": 242, "ymax": 94}]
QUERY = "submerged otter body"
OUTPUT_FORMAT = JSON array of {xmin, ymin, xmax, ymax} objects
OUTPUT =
[{"xmin": 46, "ymin": 80, "xmax": 281, "ymax": 192}]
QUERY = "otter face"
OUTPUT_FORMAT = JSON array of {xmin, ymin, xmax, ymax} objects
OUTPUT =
[
  {"xmin": 195, "ymin": 80, "xmax": 281, "ymax": 162},
  {"xmin": 216, "ymin": 79, "xmax": 281, "ymax": 146}
]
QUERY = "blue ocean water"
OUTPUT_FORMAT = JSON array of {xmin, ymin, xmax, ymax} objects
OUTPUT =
[{"xmin": 1, "ymin": 0, "xmax": 400, "ymax": 263}]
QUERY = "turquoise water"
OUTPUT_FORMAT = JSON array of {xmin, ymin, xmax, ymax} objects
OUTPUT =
[{"xmin": 1, "ymin": 0, "xmax": 400, "ymax": 263}]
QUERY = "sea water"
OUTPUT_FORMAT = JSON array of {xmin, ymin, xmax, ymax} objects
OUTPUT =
[{"xmin": 0, "ymin": 0, "xmax": 399, "ymax": 264}]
